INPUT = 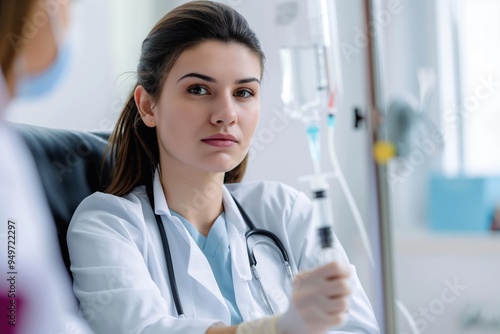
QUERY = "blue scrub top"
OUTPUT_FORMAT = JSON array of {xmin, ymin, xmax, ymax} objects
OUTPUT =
[{"xmin": 170, "ymin": 210, "xmax": 244, "ymax": 325}]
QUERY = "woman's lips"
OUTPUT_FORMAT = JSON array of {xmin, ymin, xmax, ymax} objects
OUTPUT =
[
  {"xmin": 201, "ymin": 133, "xmax": 237, "ymax": 148},
  {"xmin": 201, "ymin": 139, "xmax": 236, "ymax": 148}
]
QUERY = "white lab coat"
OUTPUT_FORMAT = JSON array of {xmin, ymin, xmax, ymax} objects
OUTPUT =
[
  {"xmin": 68, "ymin": 170, "xmax": 380, "ymax": 334},
  {"xmin": 0, "ymin": 123, "xmax": 92, "ymax": 334}
]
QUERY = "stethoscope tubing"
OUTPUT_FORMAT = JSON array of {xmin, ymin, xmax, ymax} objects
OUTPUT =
[{"xmin": 146, "ymin": 183, "xmax": 186, "ymax": 318}]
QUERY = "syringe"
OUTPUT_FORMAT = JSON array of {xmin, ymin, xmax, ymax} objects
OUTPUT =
[{"xmin": 300, "ymin": 173, "xmax": 338, "ymax": 265}]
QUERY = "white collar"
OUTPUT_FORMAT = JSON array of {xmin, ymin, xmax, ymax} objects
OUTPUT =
[{"xmin": 151, "ymin": 167, "xmax": 247, "ymax": 234}]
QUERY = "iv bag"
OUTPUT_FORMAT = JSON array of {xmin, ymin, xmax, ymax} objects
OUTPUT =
[
  {"xmin": 275, "ymin": 0, "xmax": 343, "ymax": 121},
  {"xmin": 280, "ymin": 45, "xmax": 329, "ymax": 123}
]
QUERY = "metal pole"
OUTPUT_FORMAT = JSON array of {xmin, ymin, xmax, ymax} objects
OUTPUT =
[
  {"xmin": 363, "ymin": 0, "xmax": 398, "ymax": 333},
  {"xmin": 450, "ymin": 0, "xmax": 465, "ymax": 174}
]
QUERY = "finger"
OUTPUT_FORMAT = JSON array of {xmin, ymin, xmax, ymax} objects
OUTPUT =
[
  {"xmin": 292, "ymin": 263, "xmax": 352, "ymax": 293},
  {"xmin": 292, "ymin": 278, "xmax": 350, "ymax": 311},
  {"xmin": 292, "ymin": 269, "xmax": 324, "ymax": 289},
  {"xmin": 319, "ymin": 294, "xmax": 350, "ymax": 315},
  {"xmin": 321, "ymin": 311, "xmax": 349, "ymax": 328},
  {"xmin": 313, "ymin": 262, "xmax": 351, "ymax": 280},
  {"xmin": 322, "ymin": 278, "xmax": 352, "ymax": 299}
]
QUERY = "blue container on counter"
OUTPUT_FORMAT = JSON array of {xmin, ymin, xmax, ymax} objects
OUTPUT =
[{"xmin": 428, "ymin": 175, "xmax": 500, "ymax": 231}]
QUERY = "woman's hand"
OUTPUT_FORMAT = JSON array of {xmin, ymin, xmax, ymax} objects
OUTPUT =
[
  {"xmin": 214, "ymin": 262, "xmax": 351, "ymax": 334},
  {"xmin": 277, "ymin": 262, "xmax": 352, "ymax": 334}
]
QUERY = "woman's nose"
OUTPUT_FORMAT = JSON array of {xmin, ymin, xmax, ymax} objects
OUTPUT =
[{"xmin": 211, "ymin": 93, "xmax": 237, "ymax": 125}]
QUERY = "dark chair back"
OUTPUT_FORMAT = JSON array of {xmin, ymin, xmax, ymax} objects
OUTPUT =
[{"xmin": 13, "ymin": 123, "xmax": 111, "ymax": 277}]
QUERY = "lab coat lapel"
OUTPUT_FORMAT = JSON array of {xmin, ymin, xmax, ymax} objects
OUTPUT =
[
  {"xmin": 161, "ymin": 215, "xmax": 231, "ymax": 323},
  {"xmin": 223, "ymin": 187, "xmax": 269, "ymax": 321},
  {"xmin": 222, "ymin": 187, "xmax": 252, "ymax": 281},
  {"xmin": 152, "ymin": 170, "xmax": 230, "ymax": 323},
  {"xmin": 185, "ymin": 234, "xmax": 228, "ymax": 310}
]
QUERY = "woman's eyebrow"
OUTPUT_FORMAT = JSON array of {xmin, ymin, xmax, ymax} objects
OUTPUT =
[
  {"xmin": 177, "ymin": 72, "xmax": 215, "ymax": 83},
  {"xmin": 236, "ymin": 77, "xmax": 260, "ymax": 85},
  {"xmin": 177, "ymin": 72, "xmax": 260, "ymax": 85}
]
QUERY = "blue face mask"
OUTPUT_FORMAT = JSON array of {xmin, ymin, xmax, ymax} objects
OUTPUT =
[
  {"xmin": 15, "ymin": 3, "xmax": 72, "ymax": 101},
  {"xmin": 15, "ymin": 41, "xmax": 72, "ymax": 100}
]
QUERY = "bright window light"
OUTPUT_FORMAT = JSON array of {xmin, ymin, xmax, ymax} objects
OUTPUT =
[{"xmin": 460, "ymin": 0, "xmax": 500, "ymax": 175}]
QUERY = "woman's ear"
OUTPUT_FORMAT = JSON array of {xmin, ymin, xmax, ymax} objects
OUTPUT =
[{"xmin": 135, "ymin": 85, "xmax": 157, "ymax": 128}]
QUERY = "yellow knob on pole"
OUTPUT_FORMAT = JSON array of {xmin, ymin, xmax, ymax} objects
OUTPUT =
[{"xmin": 373, "ymin": 141, "xmax": 396, "ymax": 165}]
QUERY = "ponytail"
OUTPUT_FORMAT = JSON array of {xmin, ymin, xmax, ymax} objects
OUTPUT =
[{"xmin": 104, "ymin": 89, "xmax": 159, "ymax": 196}]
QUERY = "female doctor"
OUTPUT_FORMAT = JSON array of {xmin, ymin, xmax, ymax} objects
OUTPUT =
[{"xmin": 67, "ymin": 1, "xmax": 380, "ymax": 333}]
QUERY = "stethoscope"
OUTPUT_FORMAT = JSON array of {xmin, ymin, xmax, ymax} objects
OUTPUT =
[{"xmin": 146, "ymin": 182, "xmax": 294, "ymax": 318}]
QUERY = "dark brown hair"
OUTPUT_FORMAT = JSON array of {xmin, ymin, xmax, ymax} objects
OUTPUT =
[
  {"xmin": 105, "ymin": 1, "xmax": 265, "ymax": 196},
  {"xmin": 0, "ymin": 0, "xmax": 38, "ymax": 77}
]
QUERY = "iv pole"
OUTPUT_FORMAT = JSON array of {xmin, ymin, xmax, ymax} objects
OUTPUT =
[{"xmin": 363, "ymin": 0, "xmax": 398, "ymax": 333}]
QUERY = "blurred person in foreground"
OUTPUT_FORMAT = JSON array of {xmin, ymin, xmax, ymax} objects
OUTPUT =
[{"xmin": 0, "ymin": 0, "xmax": 92, "ymax": 333}]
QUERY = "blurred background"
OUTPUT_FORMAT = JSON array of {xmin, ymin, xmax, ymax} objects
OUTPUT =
[{"xmin": 6, "ymin": 0, "xmax": 500, "ymax": 333}]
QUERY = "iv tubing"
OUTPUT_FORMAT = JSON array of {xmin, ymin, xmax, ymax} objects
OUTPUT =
[
  {"xmin": 307, "ymin": 124, "xmax": 322, "ymax": 174},
  {"xmin": 327, "ymin": 115, "xmax": 374, "ymax": 267}
]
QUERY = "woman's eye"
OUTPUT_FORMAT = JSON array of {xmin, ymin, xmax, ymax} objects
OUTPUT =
[
  {"xmin": 188, "ymin": 85, "xmax": 209, "ymax": 95},
  {"xmin": 234, "ymin": 89, "xmax": 254, "ymax": 98}
]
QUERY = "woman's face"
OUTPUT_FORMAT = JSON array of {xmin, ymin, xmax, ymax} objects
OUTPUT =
[{"xmin": 147, "ymin": 40, "xmax": 261, "ymax": 176}]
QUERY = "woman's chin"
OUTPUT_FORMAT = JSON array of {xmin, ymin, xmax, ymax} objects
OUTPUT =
[{"xmin": 200, "ymin": 156, "xmax": 243, "ymax": 173}]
